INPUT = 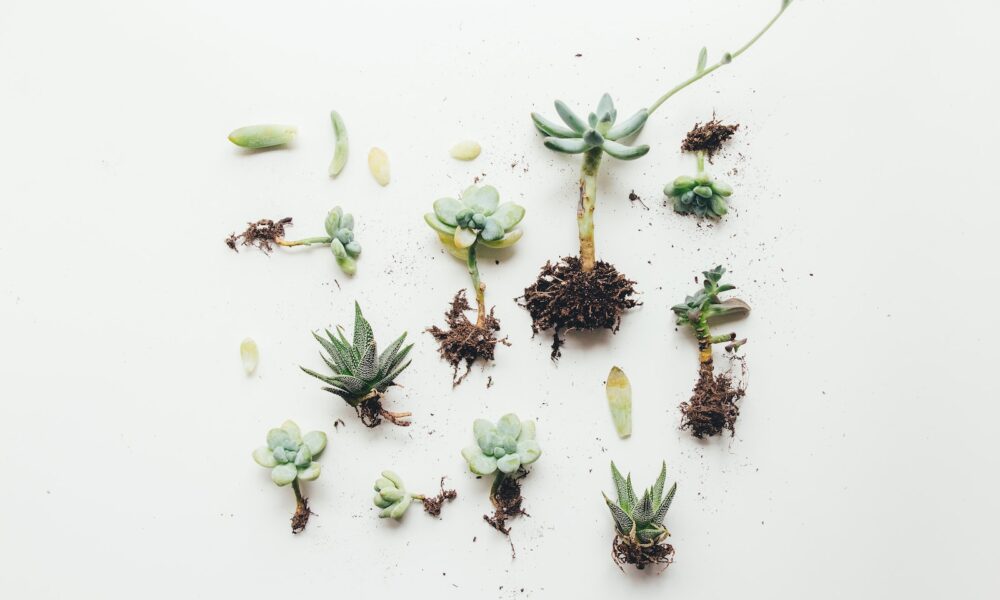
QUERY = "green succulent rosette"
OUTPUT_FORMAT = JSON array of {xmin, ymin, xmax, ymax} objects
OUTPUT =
[
  {"xmin": 532, "ymin": 93, "xmax": 649, "ymax": 160},
  {"xmin": 424, "ymin": 185, "xmax": 525, "ymax": 259},
  {"xmin": 664, "ymin": 173, "xmax": 734, "ymax": 218},
  {"xmin": 461, "ymin": 413, "xmax": 541, "ymax": 476},
  {"xmin": 252, "ymin": 420, "xmax": 327, "ymax": 486}
]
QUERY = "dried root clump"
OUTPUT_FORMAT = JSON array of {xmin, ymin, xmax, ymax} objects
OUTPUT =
[
  {"xmin": 427, "ymin": 290, "xmax": 508, "ymax": 385},
  {"xmin": 420, "ymin": 478, "xmax": 459, "ymax": 517},
  {"xmin": 680, "ymin": 362, "xmax": 746, "ymax": 438},
  {"xmin": 681, "ymin": 118, "xmax": 740, "ymax": 161},
  {"xmin": 519, "ymin": 257, "xmax": 638, "ymax": 359},
  {"xmin": 355, "ymin": 393, "xmax": 412, "ymax": 428},
  {"xmin": 612, "ymin": 535, "xmax": 675, "ymax": 571},
  {"xmin": 226, "ymin": 217, "xmax": 293, "ymax": 252},
  {"xmin": 485, "ymin": 470, "xmax": 529, "ymax": 537},
  {"xmin": 291, "ymin": 495, "xmax": 314, "ymax": 534}
]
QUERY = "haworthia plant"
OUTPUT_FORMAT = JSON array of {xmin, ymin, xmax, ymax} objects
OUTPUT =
[{"xmin": 604, "ymin": 461, "xmax": 676, "ymax": 547}]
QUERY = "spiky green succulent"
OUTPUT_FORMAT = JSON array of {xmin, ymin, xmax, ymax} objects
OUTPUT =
[
  {"xmin": 252, "ymin": 420, "xmax": 327, "ymax": 486},
  {"xmin": 531, "ymin": 94, "xmax": 649, "ymax": 160},
  {"xmin": 424, "ymin": 185, "xmax": 525, "ymax": 259},
  {"xmin": 671, "ymin": 266, "xmax": 749, "ymax": 327},
  {"xmin": 664, "ymin": 172, "xmax": 734, "ymax": 218},
  {"xmin": 372, "ymin": 470, "xmax": 415, "ymax": 519},
  {"xmin": 324, "ymin": 207, "xmax": 362, "ymax": 274},
  {"xmin": 301, "ymin": 302, "xmax": 412, "ymax": 407},
  {"xmin": 604, "ymin": 461, "xmax": 676, "ymax": 546},
  {"xmin": 461, "ymin": 414, "xmax": 541, "ymax": 476}
]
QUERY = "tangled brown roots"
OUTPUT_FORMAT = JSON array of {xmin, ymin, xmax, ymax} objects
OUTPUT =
[
  {"xmin": 680, "ymin": 362, "xmax": 746, "ymax": 438},
  {"xmin": 612, "ymin": 535, "xmax": 675, "ymax": 571}
]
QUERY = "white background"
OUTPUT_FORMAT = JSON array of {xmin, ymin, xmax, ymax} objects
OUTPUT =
[{"xmin": 2, "ymin": 0, "xmax": 998, "ymax": 598}]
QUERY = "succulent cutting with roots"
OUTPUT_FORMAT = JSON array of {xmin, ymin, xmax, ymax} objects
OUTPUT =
[
  {"xmin": 520, "ymin": 0, "xmax": 793, "ymax": 359},
  {"xmin": 672, "ymin": 266, "xmax": 750, "ymax": 438},
  {"xmin": 665, "ymin": 118, "xmax": 740, "ymax": 218},
  {"xmin": 372, "ymin": 470, "xmax": 457, "ymax": 520},
  {"xmin": 424, "ymin": 185, "xmax": 524, "ymax": 384},
  {"xmin": 252, "ymin": 420, "xmax": 328, "ymax": 534},
  {"xmin": 461, "ymin": 414, "xmax": 541, "ymax": 548},
  {"xmin": 225, "ymin": 206, "xmax": 362, "ymax": 275},
  {"xmin": 604, "ymin": 461, "xmax": 677, "ymax": 570},
  {"xmin": 301, "ymin": 302, "xmax": 414, "ymax": 427}
]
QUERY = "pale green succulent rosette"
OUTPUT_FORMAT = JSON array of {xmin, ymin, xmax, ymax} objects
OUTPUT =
[
  {"xmin": 664, "ymin": 157, "xmax": 735, "ymax": 218},
  {"xmin": 423, "ymin": 184, "xmax": 525, "ymax": 259},
  {"xmin": 324, "ymin": 207, "xmax": 362, "ymax": 275},
  {"xmin": 461, "ymin": 413, "xmax": 541, "ymax": 476},
  {"xmin": 372, "ymin": 470, "xmax": 414, "ymax": 519},
  {"xmin": 531, "ymin": 93, "xmax": 650, "ymax": 161},
  {"xmin": 252, "ymin": 420, "xmax": 327, "ymax": 533}
]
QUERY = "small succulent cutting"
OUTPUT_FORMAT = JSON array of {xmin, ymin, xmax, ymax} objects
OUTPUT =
[
  {"xmin": 301, "ymin": 302, "xmax": 413, "ymax": 427},
  {"xmin": 372, "ymin": 470, "xmax": 457, "ymax": 520},
  {"xmin": 520, "ymin": 0, "xmax": 793, "ymax": 358},
  {"xmin": 604, "ymin": 461, "xmax": 676, "ymax": 570},
  {"xmin": 228, "ymin": 124, "xmax": 296, "ymax": 149},
  {"xmin": 252, "ymin": 420, "xmax": 327, "ymax": 533},
  {"xmin": 424, "ymin": 185, "xmax": 524, "ymax": 384},
  {"xmin": 665, "ymin": 119, "xmax": 739, "ymax": 218},
  {"xmin": 671, "ymin": 266, "xmax": 750, "ymax": 438},
  {"xmin": 461, "ymin": 414, "xmax": 541, "ymax": 539},
  {"xmin": 224, "ymin": 206, "xmax": 362, "ymax": 275}
]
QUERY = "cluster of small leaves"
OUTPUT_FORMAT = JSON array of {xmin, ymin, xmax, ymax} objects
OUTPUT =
[
  {"xmin": 664, "ymin": 173, "xmax": 734, "ymax": 218},
  {"xmin": 671, "ymin": 266, "xmax": 748, "ymax": 326},
  {"xmin": 604, "ymin": 462, "xmax": 676, "ymax": 545},
  {"xmin": 424, "ymin": 185, "xmax": 525, "ymax": 259},
  {"xmin": 324, "ymin": 207, "xmax": 361, "ymax": 275},
  {"xmin": 252, "ymin": 420, "xmax": 327, "ymax": 486},
  {"xmin": 373, "ymin": 470, "xmax": 413, "ymax": 519},
  {"xmin": 532, "ymin": 94, "xmax": 649, "ymax": 160},
  {"xmin": 301, "ymin": 302, "xmax": 412, "ymax": 406},
  {"xmin": 461, "ymin": 414, "xmax": 541, "ymax": 476}
]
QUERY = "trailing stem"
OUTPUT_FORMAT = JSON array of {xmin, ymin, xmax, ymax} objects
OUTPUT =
[
  {"xmin": 578, "ymin": 148, "xmax": 603, "ymax": 272},
  {"xmin": 647, "ymin": 1, "xmax": 793, "ymax": 116},
  {"xmin": 276, "ymin": 236, "xmax": 331, "ymax": 247},
  {"xmin": 467, "ymin": 243, "xmax": 486, "ymax": 327}
]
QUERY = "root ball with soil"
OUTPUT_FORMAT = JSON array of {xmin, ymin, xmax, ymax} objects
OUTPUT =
[{"xmin": 427, "ymin": 290, "xmax": 508, "ymax": 385}]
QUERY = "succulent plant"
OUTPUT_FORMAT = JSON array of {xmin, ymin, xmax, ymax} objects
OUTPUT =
[
  {"xmin": 665, "ymin": 171, "xmax": 734, "ymax": 218},
  {"xmin": 301, "ymin": 302, "xmax": 413, "ymax": 427},
  {"xmin": 532, "ymin": 94, "xmax": 649, "ymax": 161},
  {"xmin": 424, "ymin": 185, "xmax": 525, "ymax": 258},
  {"xmin": 462, "ymin": 414, "xmax": 541, "ymax": 476},
  {"xmin": 673, "ymin": 266, "xmax": 751, "ymax": 438},
  {"xmin": 604, "ymin": 461, "xmax": 676, "ymax": 569},
  {"xmin": 324, "ymin": 207, "xmax": 362, "ymax": 274},
  {"xmin": 252, "ymin": 420, "xmax": 327, "ymax": 533},
  {"xmin": 372, "ymin": 470, "xmax": 457, "ymax": 520}
]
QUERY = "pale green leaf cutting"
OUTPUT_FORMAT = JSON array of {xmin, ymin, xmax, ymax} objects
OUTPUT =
[{"xmin": 606, "ymin": 366, "xmax": 632, "ymax": 438}]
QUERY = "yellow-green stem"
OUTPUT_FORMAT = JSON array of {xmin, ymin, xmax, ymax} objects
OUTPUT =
[
  {"xmin": 277, "ymin": 236, "xmax": 332, "ymax": 247},
  {"xmin": 467, "ymin": 243, "xmax": 486, "ymax": 327},
  {"xmin": 578, "ymin": 148, "xmax": 603, "ymax": 272}
]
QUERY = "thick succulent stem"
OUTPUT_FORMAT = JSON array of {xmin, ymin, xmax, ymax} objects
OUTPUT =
[
  {"xmin": 578, "ymin": 148, "xmax": 603, "ymax": 272},
  {"xmin": 696, "ymin": 151, "xmax": 706, "ymax": 176},
  {"xmin": 694, "ymin": 314, "xmax": 714, "ymax": 369},
  {"xmin": 647, "ymin": 1, "xmax": 792, "ymax": 116},
  {"xmin": 467, "ymin": 243, "xmax": 486, "ymax": 327},
  {"xmin": 290, "ymin": 479, "xmax": 311, "ymax": 534},
  {"xmin": 277, "ymin": 236, "xmax": 332, "ymax": 247}
]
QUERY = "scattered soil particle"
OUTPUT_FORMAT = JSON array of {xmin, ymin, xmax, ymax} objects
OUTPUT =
[
  {"xmin": 225, "ymin": 217, "xmax": 293, "ymax": 252},
  {"xmin": 680, "ymin": 360, "xmax": 746, "ymax": 438},
  {"xmin": 612, "ymin": 535, "xmax": 674, "ymax": 571},
  {"xmin": 628, "ymin": 190, "xmax": 649, "ymax": 209},
  {"xmin": 518, "ymin": 257, "xmax": 639, "ymax": 360},
  {"xmin": 427, "ymin": 290, "xmax": 509, "ymax": 386},
  {"xmin": 291, "ymin": 497, "xmax": 314, "ymax": 534},
  {"xmin": 355, "ymin": 392, "xmax": 411, "ymax": 428},
  {"xmin": 681, "ymin": 118, "xmax": 740, "ymax": 162},
  {"xmin": 420, "ymin": 478, "xmax": 458, "ymax": 517}
]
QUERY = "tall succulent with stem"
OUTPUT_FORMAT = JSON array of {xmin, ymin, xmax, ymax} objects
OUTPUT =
[
  {"xmin": 301, "ymin": 302, "xmax": 414, "ymax": 427},
  {"xmin": 461, "ymin": 414, "xmax": 541, "ymax": 543},
  {"xmin": 671, "ymin": 266, "xmax": 750, "ymax": 438},
  {"xmin": 520, "ymin": 0, "xmax": 793, "ymax": 357},
  {"xmin": 225, "ymin": 206, "xmax": 362, "ymax": 275},
  {"xmin": 424, "ymin": 185, "xmax": 524, "ymax": 383},
  {"xmin": 604, "ymin": 461, "xmax": 677, "ymax": 570},
  {"xmin": 252, "ymin": 420, "xmax": 327, "ymax": 534}
]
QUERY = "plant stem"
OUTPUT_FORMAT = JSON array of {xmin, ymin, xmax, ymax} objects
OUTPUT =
[
  {"xmin": 696, "ymin": 151, "xmax": 706, "ymax": 176},
  {"xmin": 292, "ymin": 479, "xmax": 305, "ymax": 510},
  {"xmin": 694, "ymin": 315, "xmax": 714, "ymax": 368},
  {"xmin": 277, "ymin": 236, "xmax": 332, "ymax": 247},
  {"xmin": 647, "ymin": 1, "xmax": 792, "ymax": 116},
  {"xmin": 578, "ymin": 148, "xmax": 603, "ymax": 272},
  {"xmin": 467, "ymin": 243, "xmax": 486, "ymax": 327}
]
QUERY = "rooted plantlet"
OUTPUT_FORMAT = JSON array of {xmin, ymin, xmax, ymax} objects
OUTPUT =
[
  {"xmin": 672, "ymin": 266, "xmax": 750, "ymax": 438},
  {"xmin": 228, "ymin": 124, "xmax": 297, "ymax": 149},
  {"xmin": 665, "ymin": 119, "xmax": 739, "ymax": 218},
  {"xmin": 521, "ymin": 1, "xmax": 793, "ymax": 357},
  {"xmin": 604, "ymin": 461, "xmax": 676, "ymax": 570},
  {"xmin": 225, "ymin": 206, "xmax": 362, "ymax": 275},
  {"xmin": 252, "ymin": 420, "xmax": 327, "ymax": 533},
  {"xmin": 301, "ymin": 302, "xmax": 414, "ymax": 427},
  {"xmin": 461, "ymin": 414, "xmax": 541, "ymax": 543},
  {"xmin": 424, "ymin": 185, "xmax": 524, "ymax": 384},
  {"xmin": 372, "ymin": 470, "xmax": 457, "ymax": 519}
]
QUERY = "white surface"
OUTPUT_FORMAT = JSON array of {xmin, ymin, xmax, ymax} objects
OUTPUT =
[{"xmin": 2, "ymin": 1, "xmax": 998, "ymax": 597}]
